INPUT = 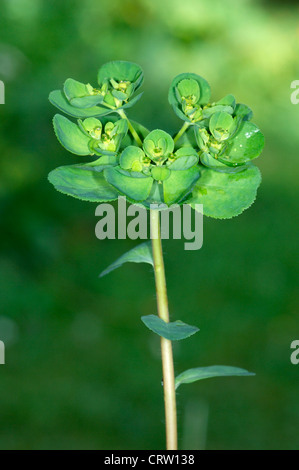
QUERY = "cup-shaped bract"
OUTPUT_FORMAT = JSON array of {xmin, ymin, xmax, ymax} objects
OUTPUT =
[
  {"xmin": 49, "ymin": 61, "xmax": 144, "ymax": 119},
  {"xmin": 167, "ymin": 147, "xmax": 199, "ymax": 171},
  {"xmin": 97, "ymin": 61, "xmax": 144, "ymax": 108},
  {"xmin": 53, "ymin": 113, "xmax": 128, "ymax": 158},
  {"xmin": 143, "ymin": 130, "xmax": 174, "ymax": 164},
  {"xmin": 88, "ymin": 119, "xmax": 128, "ymax": 156},
  {"xmin": 209, "ymin": 112, "xmax": 236, "ymax": 142},
  {"xmin": 63, "ymin": 78, "xmax": 107, "ymax": 109},
  {"xmin": 176, "ymin": 79, "xmax": 201, "ymax": 107},
  {"xmin": 79, "ymin": 117, "xmax": 103, "ymax": 139},
  {"xmin": 53, "ymin": 114, "xmax": 92, "ymax": 156},
  {"xmin": 169, "ymin": 73, "xmax": 211, "ymax": 123},
  {"xmin": 120, "ymin": 146, "xmax": 146, "ymax": 172}
]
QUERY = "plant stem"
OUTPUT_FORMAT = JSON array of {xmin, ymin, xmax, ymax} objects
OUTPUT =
[
  {"xmin": 150, "ymin": 208, "xmax": 178, "ymax": 450},
  {"xmin": 118, "ymin": 109, "xmax": 143, "ymax": 147},
  {"xmin": 173, "ymin": 121, "xmax": 190, "ymax": 144}
]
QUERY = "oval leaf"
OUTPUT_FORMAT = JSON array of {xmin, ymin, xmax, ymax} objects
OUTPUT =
[
  {"xmin": 234, "ymin": 103, "xmax": 253, "ymax": 121},
  {"xmin": 221, "ymin": 121, "xmax": 264, "ymax": 165},
  {"xmin": 163, "ymin": 166, "xmax": 200, "ymax": 205},
  {"xmin": 200, "ymin": 152, "xmax": 248, "ymax": 174},
  {"xmin": 63, "ymin": 78, "xmax": 104, "ymax": 108},
  {"xmin": 202, "ymin": 105, "xmax": 234, "ymax": 119},
  {"xmin": 169, "ymin": 148, "xmax": 199, "ymax": 170},
  {"xmin": 141, "ymin": 315, "xmax": 199, "ymax": 341},
  {"xmin": 216, "ymin": 94, "xmax": 236, "ymax": 109},
  {"xmin": 49, "ymin": 90, "xmax": 114, "ymax": 119},
  {"xmin": 100, "ymin": 241, "xmax": 153, "ymax": 277},
  {"xmin": 104, "ymin": 166, "xmax": 153, "ymax": 202},
  {"xmin": 48, "ymin": 164, "xmax": 119, "ymax": 202},
  {"xmin": 175, "ymin": 365, "xmax": 255, "ymax": 390},
  {"xmin": 53, "ymin": 114, "xmax": 91, "ymax": 155},
  {"xmin": 98, "ymin": 61, "xmax": 143, "ymax": 89},
  {"xmin": 188, "ymin": 164, "xmax": 261, "ymax": 219}
]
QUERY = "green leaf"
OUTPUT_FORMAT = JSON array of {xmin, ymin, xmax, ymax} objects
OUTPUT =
[
  {"xmin": 121, "ymin": 92, "xmax": 143, "ymax": 109},
  {"xmin": 53, "ymin": 114, "xmax": 91, "ymax": 155},
  {"xmin": 64, "ymin": 78, "xmax": 90, "ymax": 101},
  {"xmin": 168, "ymin": 147, "xmax": 199, "ymax": 170},
  {"xmin": 175, "ymin": 365, "xmax": 255, "ymax": 390},
  {"xmin": 151, "ymin": 166, "xmax": 171, "ymax": 182},
  {"xmin": 82, "ymin": 154, "xmax": 118, "ymax": 171},
  {"xmin": 111, "ymin": 89, "xmax": 128, "ymax": 101},
  {"xmin": 141, "ymin": 315, "xmax": 199, "ymax": 341},
  {"xmin": 48, "ymin": 164, "xmax": 119, "ymax": 202},
  {"xmin": 63, "ymin": 78, "xmax": 104, "ymax": 108},
  {"xmin": 234, "ymin": 103, "xmax": 253, "ymax": 121},
  {"xmin": 202, "ymin": 105, "xmax": 234, "ymax": 119},
  {"xmin": 169, "ymin": 73, "xmax": 211, "ymax": 106},
  {"xmin": 99, "ymin": 241, "xmax": 153, "ymax": 277},
  {"xmin": 163, "ymin": 166, "xmax": 200, "ymax": 205},
  {"xmin": 98, "ymin": 61, "xmax": 143, "ymax": 89},
  {"xmin": 120, "ymin": 146, "xmax": 145, "ymax": 171},
  {"xmin": 49, "ymin": 90, "xmax": 114, "ymax": 119},
  {"xmin": 79, "ymin": 117, "xmax": 102, "ymax": 135},
  {"xmin": 176, "ymin": 79, "xmax": 200, "ymax": 103},
  {"xmin": 209, "ymin": 112, "xmax": 236, "ymax": 141},
  {"xmin": 200, "ymin": 152, "xmax": 248, "ymax": 174},
  {"xmin": 220, "ymin": 121, "xmax": 264, "ymax": 165},
  {"xmin": 188, "ymin": 164, "xmax": 262, "ymax": 219},
  {"xmin": 104, "ymin": 166, "xmax": 153, "ymax": 202},
  {"xmin": 216, "ymin": 94, "xmax": 236, "ymax": 109}
]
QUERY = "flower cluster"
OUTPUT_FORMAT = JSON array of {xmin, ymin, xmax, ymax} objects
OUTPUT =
[{"xmin": 48, "ymin": 61, "xmax": 264, "ymax": 218}]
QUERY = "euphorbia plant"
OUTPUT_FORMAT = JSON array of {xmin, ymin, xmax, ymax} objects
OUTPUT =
[{"xmin": 48, "ymin": 61, "xmax": 264, "ymax": 450}]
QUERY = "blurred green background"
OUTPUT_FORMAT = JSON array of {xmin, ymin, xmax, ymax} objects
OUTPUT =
[{"xmin": 0, "ymin": 0, "xmax": 298, "ymax": 450}]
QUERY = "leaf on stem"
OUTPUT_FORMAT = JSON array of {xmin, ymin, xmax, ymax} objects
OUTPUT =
[
  {"xmin": 104, "ymin": 166, "xmax": 153, "ymax": 202},
  {"xmin": 163, "ymin": 166, "xmax": 200, "ymax": 205},
  {"xmin": 53, "ymin": 114, "xmax": 91, "ymax": 155},
  {"xmin": 98, "ymin": 61, "xmax": 144, "ymax": 88},
  {"xmin": 49, "ymin": 90, "xmax": 114, "ymax": 119},
  {"xmin": 48, "ymin": 164, "xmax": 119, "ymax": 202},
  {"xmin": 141, "ymin": 315, "xmax": 199, "ymax": 341},
  {"xmin": 64, "ymin": 78, "xmax": 104, "ymax": 108},
  {"xmin": 188, "ymin": 164, "xmax": 261, "ymax": 219},
  {"xmin": 175, "ymin": 365, "xmax": 255, "ymax": 390},
  {"xmin": 99, "ymin": 241, "xmax": 153, "ymax": 277},
  {"xmin": 219, "ymin": 121, "xmax": 264, "ymax": 165}
]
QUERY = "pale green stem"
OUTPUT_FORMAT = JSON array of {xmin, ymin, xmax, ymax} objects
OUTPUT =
[
  {"xmin": 173, "ymin": 121, "xmax": 190, "ymax": 144},
  {"xmin": 118, "ymin": 109, "xmax": 143, "ymax": 147},
  {"xmin": 150, "ymin": 209, "xmax": 178, "ymax": 450}
]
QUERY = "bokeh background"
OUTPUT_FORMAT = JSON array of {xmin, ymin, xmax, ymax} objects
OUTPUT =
[{"xmin": 0, "ymin": 0, "xmax": 298, "ymax": 450}]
